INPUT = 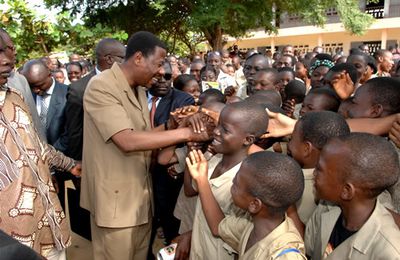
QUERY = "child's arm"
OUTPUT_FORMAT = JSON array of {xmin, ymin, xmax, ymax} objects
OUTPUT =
[
  {"xmin": 157, "ymin": 145, "xmax": 178, "ymax": 165},
  {"xmin": 347, "ymin": 114, "xmax": 397, "ymax": 136},
  {"xmin": 183, "ymin": 166, "xmax": 198, "ymax": 197},
  {"xmin": 186, "ymin": 150, "xmax": 225, "ymax": 236}
]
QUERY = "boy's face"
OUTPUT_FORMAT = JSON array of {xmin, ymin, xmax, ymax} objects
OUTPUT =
[
  {"xmin": 201, "ymin": 70, "xmax": 217, "ymax": 82},
  {"xmin": 287, "ymin": 122, "xmax": 307, "ymax": 167},
  {"xmin": 253, "ymin": 71, "xmax": 275, "ymax": 92},
  {"xmin": 295, "ymin": 62, "xmax": 307, "ymax": 79},
  {"xmin": 346, "ymin": 86, "xmax": 376, "ymax": 119},
  {"xmin": 348, "ymin": 55, "xmax": 367, "ymax": 82},
  {"xmin": 379, "ymin": 51, "xmax": 394, "ymax": 73},
  {"xmin": 300, "ymin": 93, "xmax": 329, "ymax": 117},
  {"xmin": 278, "ymin": 71, "xmax": 294, "ymax": 88},
  {"xmin": 230, "ymin": 167, "xmax": 253, "ymax": 210},
  {"xmin": 310, "ymin": 66, "xmax": 330, "ymax": 88},
  {"xmin": 313, "ymin": 139, "xmax": 345, "ymax": 202},
  {"xmin": 183, "ymin": 80, "xmax": 200, "ymax": 102},
  {"xmin": 212, "ymin": 107, "xmax": 248, "ymax": 155}
]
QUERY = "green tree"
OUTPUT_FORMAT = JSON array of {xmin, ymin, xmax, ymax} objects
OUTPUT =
[
  {"xmin": 44, "ymin": 0, "xmax": 375, "ymax": 51},
  {"xmin": 0, "ymin": 0, "xmax": 128, "ymax": 64}
]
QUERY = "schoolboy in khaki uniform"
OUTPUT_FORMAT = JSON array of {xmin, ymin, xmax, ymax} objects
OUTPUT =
[
  {"xmin": 305, "ymin": 133, "xmax": 400, "ymax": 259},
  {"xmin": 187, "ymin": 150, "xmax": 306, "ymax": 260},
  {"xmin": 187, "ymin": 101, "xmax": 269, "ymax": 260},
  {"xmin": 287, "ymin": 111, "xmax": 350, "ymax": 225}
]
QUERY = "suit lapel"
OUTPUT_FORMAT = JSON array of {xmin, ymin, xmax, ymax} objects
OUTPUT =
[{"xmin": 47, "ymin": 83, "xmax": 61, "ymax": 126}]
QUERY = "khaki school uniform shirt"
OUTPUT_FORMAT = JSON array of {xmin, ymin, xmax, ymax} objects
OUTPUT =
[
  {"xmin": 80, "ymin": 63, "xmax": 152, "ymax": 228},
  {"xmin": 305, "ymin": 201, "xmax": 400, "ymax": 259},
  {"xmin": 190, "ymin": 155, "xmax": 243, "ymax": 260},
  {"xmin": 296, "ymin": 168, "xmax": 317, "ymax": 224},
  {"xmin": 219, "ymin": 216, "xmax": 306, "ymax": 260}
]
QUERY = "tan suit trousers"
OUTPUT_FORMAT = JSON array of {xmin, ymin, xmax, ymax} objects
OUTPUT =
[{"xmin": 90, "ymin": 216, "xmax": 151, "ymax": 260}]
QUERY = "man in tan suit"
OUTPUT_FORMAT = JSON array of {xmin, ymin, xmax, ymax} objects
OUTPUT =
[{"xmin": 80, "ymin": 31, "xmax": 209, "ymax": 260}]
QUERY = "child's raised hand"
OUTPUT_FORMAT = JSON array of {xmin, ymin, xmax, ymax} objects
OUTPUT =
[
  {"xmin": 331, "ymin": 71, "xmax": 355, "ymax": 100},
  {"xmin": 261, "ymin": 108, "xmax": 296, "ymax": 138},
  {"xmin": 186, "ymin": 150, "xmax": 208, "ymax": 182}
]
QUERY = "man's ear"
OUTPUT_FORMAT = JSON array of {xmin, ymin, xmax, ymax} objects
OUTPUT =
[
  {"xmin": 370, "ymin": 103, "xmax": 384, "ymax": 118},
  {"xmin": 248, "ymin": 198, "xmax": 263, "ymax": 214},
  {"xmin": 133, "ymin": 51, "xmax": 143, "ymax": 66},
  {"xmin": 244, "ymin": 135, "xmax": 255, "ymax": 146},
  {"xmin": 341, "ymin": 182, "xmax": 355, "ymax": 201},
  {"xmin": 105, "ymin": 54, "xmax": 113, "ymax": 65},
  {"xmin": 303, "ymin": 140, "xmax": 313, "ymax": 158}
]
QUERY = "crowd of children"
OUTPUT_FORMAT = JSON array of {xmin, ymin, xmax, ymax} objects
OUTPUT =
[{"xmin": 152, "ymin": 44, "xmax": 400, "ymax": 259}]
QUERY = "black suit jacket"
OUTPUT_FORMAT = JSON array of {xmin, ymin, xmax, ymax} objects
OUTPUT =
[
  {"xmin": 64, "ymin": 70, "xmax": 96, "ymax": 160},
  {"xmin": 0, "ymin": 230, "xmax": 43, "ymax": 260},
  {"xmin": 153, "ymin": 88, "xmax": 195, "ymax": 127},
  {"xmin": 33, "ymin": 80, "xmax": 69, "ymax": 152}
]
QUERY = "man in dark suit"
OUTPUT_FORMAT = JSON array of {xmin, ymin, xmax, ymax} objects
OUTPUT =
[
  {"xmin": 147, "ymin": 61, "xmax": 194, "ymax": 259},
  {"xmin": 21, "ymin": 59, "xmax": 68, "ymax": 152}
]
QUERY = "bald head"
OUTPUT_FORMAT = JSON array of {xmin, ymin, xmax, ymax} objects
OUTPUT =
[
  {"xmin": 21, "ymin": 59, "xmax": 53, "ymax": 95},
  {"xmin": 95, "ymin": 38, "xmax": 126, "ymax": 71}
]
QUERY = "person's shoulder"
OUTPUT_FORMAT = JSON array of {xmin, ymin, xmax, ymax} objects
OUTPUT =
[
  {"xmin": 70, "ymin": 70, "xmax": 96, "ymax": 89},
  {"xmin": 171, "ymin": 88, "xmax": 195, "ymax": 103},
  {"xmin": 55, "ymin": 80, "xmax": 69, "ymax": 90},
  {"xmin": 372, "ymin": 204, "xmax": 400, "ymax": 250}
]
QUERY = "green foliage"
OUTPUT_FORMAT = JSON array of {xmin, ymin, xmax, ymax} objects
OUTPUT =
[
  {"xmin": 0, "ymin": 0, "xmax": 128, "ymax": 65},
  {"xmin": 9, "ymin": 0, "xmax": 376, "ymax": 55}
]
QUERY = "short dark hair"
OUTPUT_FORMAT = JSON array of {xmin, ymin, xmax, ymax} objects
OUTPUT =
[
  {"xmin": 246, "ymin": 89, "xmax": 282, "ymax": 107},
  {"xmin": 125, "ymin": 31, "xmax": 166, "ymax": 60},
  {"xmin": 329, "ymin": 63, "xmax": 358, "ymax": 85},
  {"xmin": 200, "ymin": 65, "xmax": 217, "ymax": 77},
  {"xmin": 66, "ymin": 61, "xmax": 83, "ymax": 72},
  {"xmin": 199, "ymin": 88, "xmax": 225, "ymax": 104},
  {"xmin": 243, "ymin": 151, "xmax": 304, "ymax": 213},
  {"xmin": 307, "ymin": 87, "xmax": 341, "ymax": 112},
  {"xmin": 282, "ymin": 54, "xmax": 297, "ymax": 67},
  {"xmin": 222, "ymin": 101, "xmax": 269, "ymax": 138},
  {"xmin": 332, "ymin": 133, "xmax": 399, "ymax": 197},
  {"xmin": 373, "ymin": 49, "xmax": 390, "ymax": 60},
  {"xmin": 364, "ymin": 77, "xmax": 400, "ymax": 115},
  {"xmin": 278, "ymin": 66, "xmax": 295, "ymax": 77},
  {"xmin": 299, "ymin": 111, "xmax": 350, "ymax": 150},
  {"xmin": 347, "ymin": 51, "xmax": 369, "ymax": 66},
  {"xmin": 173, "ymin": 74, "xmax": 197, "ymax": 91},
  {"xmin": 284, "ymin": 80, "xmax": 306, "ymax": 103}
]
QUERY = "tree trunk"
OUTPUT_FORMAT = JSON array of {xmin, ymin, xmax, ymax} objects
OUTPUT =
[{"xmin": 203, "ymin": 24, "xmax": 224, "ymax": 51}]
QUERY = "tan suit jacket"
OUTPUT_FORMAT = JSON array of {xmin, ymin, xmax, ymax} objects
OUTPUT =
[
  {"xmin": 305, "ymin": 201, "xmax": 400, "ymax": 259},
  {"xmin": 80, "ymin": 63, "xmax": 152, "ymax": 228}
]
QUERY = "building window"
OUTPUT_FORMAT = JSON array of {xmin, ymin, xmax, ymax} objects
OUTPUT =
[{"xmin": 365, "ymin": 0, "xmax": 385, "ymax": 19}]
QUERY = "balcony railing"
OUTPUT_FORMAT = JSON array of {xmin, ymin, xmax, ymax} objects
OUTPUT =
[{"xmin": 365, "ymin": 6, "xmax": 385, "ymax": 18}]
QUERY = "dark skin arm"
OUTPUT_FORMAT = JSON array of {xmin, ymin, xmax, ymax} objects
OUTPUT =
[
  {"xmin": 186, "ymin": 150, "xmax": 225, "ymax": 236},
  {"xmin": 173, "ymin": 231, "xmax": 192, "ymax": 260}
]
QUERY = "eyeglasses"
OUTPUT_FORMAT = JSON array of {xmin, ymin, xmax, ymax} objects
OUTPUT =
[
  {"xmin": 163, "ymin": 73, "xmax": 172, "ymax": 80},
  {"xmin": 154, "ymin": 73, "xmax": 172, "ymax": 82}
]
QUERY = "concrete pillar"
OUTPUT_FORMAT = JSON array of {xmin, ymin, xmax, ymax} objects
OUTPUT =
[
  {"xmin": 270, "ymin": 37, "xmax": 275, "ymax": 53},
  {"xmin": 384, "ymin": 0, "xmax": 390, "ymax": 17},
  {"xmin": 317, "ymin": 34, "xmax": 323, "ymax": 48},
  {"xmin": 381, "ymin": 29, "xmax": 388, "ymax": 49}
]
